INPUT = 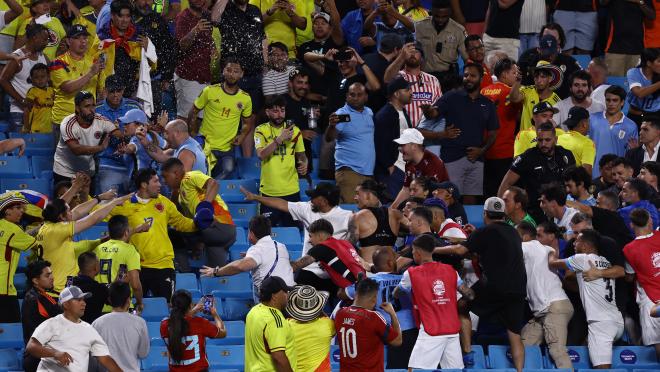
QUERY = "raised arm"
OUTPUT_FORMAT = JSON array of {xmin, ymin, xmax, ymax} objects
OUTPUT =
[
  {"xmin": 240, "ymin": 186, "xmax": 290, "ymax": 212},
  {"xmin": 73, "ymin": 194, "xmax": 133, "ymax": 234},
  {"xmin": 3, "ymin": 0, "xmax": 23, "ymax": 24},
  {"xmin": 323, "ymin": 0, "xmax": 344, "ymax": 45},
  {"xmin": 210, "ymin": 0, "xmax": 230, "ymax": 22},
  {"xmin": 433, "ymin": 244, "xmax": 468, "ymax": 256},
  {"xmin": 384, "ymin": 43, "xmax": 412, "ymax": 83},
  {"xmin": 200, "ymin": 257, "xmax": 258, "ymax": 277}
]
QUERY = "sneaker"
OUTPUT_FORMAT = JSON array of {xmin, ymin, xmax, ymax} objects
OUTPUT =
[{"xmin": 463, "ymin": 351, "xmax": 475, "ymax": 367}]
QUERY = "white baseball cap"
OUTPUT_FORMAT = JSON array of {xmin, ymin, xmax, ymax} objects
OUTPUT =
[
  {"xmin": 394, "ymin": 128, "xmax": 424, "ymax": 145},
  {"xmin": 484, "ymin": 197, "xmax": 506, "ymax": 213},
  {"xmin": 58, "ymin": 285, "xmax": 91, "ymax": 304}
]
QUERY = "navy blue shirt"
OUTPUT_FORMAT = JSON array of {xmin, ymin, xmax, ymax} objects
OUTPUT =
[{"xmin": 435, "ymin": 90, "xmax": 499, "ymax": 163}]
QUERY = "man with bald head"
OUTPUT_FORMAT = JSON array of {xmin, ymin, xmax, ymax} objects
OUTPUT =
[
  {"xmin": 326, "ymin": 82, "xmax": 376, "ymax": 203},
  {"xmin": 137, "ymin": 119, "xmax": 208, "ymax": 173}
]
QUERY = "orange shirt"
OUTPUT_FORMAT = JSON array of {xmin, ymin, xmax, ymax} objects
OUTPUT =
[
  {"xmin": 481, "ymin": 82, "xmax": 521, "ymax": 160},
  {"xmin": 644, "ymin": 8, "xmax": 660, "ymax": 48}
]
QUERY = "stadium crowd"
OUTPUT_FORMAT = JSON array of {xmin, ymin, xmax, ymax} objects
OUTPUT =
[{"xmin": 0, "ymin": 0, "xmax": 658, "ymax": 370}]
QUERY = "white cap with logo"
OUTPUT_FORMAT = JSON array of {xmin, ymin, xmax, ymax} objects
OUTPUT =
[
  {"xmin": 58, "ymin": 285, "xmax": 91, "ymax": 304},
  {"xmin": 394, "ymin": 128, "xmax": 424, "ymax": 145},
  {"xmin": 483, "ymin": 197, "xmax": 506, "ymax": 213}
]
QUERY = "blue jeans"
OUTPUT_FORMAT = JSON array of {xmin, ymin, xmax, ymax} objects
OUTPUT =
[
  {"xmin": 519, "ymin": 33, "xmax": 539, "ymax": 58},
  {"xmin": 210, "ymin": 150, "xmax": 235, "ymax": 180},
  {"xmin": 97, "ymin": 167, "xmax": 131, "ymax": 195}
]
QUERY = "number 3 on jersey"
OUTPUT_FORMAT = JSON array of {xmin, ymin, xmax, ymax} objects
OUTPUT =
[{"xmin": 339, "ymin": 327, "xmax": 357, "ymax": 359}]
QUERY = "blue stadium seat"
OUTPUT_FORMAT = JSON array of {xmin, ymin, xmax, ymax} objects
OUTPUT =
[
  {"xmin": 13, "ymin": 274, "xmax": 27, "ymax": 299},
  {"xmin": 339, "ymin": 204, "xmax": 359, "ymax": 212},
  {"xmin": 16, "ymin": 252, "xmax": 29, "ymax": 273},
  {"xmin": 330, "ymin": 345, "xmax": 340, "ymax": 368},
  {"xmin": 0, "ymin": 120, "xmax": 10, "ymax": 133},
  {"xmin": 0, "ymin": 348, "xmax": 20, "ymax": 371},
  {"xmin": 289, "ymin": 251, "xmax": 302, "ymax": 260},
  {"xmin": 573, "ymin": 54, "xmax": 591, "ymax": 69},
  {"xmin": 607, "ymin": 76, "xmax": 629, "ymax": 91},
  {"xmin": 222, "ymin": 298, "xmax": 254, "ymax": 321},
  {"xmin": 206, "ymin": 345, "xmax": 244, "ymax": 370},
  {"xmin": 525, "ymin": 369, "xmax": 570, "ymax": 372},
  {"xmin": 228, "ymin": 204, "xmax": 258, "ymax": 228},
  {"xmin": 30, "ymin": 156, "xmax": 53, "ymax": 177},
  {"xmin": 74, "ymin": 225, "xmax": 107, "ymax": 241},
  {"xmin": 545, "ymin": 345, "xmax": 591, "ymax": 369},
  {"xmin": 271, "ymin": 227, "xmax": 301, "ymax": 244},
  {"xmin": 578, "ymin": 370, "xmax": 627, "ymax": 372},
  {"xmin": 229, "ymin": 243, "xmax": 249, "ymax": 261},
  {"xmin": 464, "ymin": 205, "xmax": 484, "ymax": 228},
  {"xmin": 219, "ymin": 179, "xmax": 258, "ymax": 203},
  {"xmin": 141, "ymin": 345, "xmax": 169, "ymax": 371},
  {"xmin": 9, "ymin": 133, "xmax": 54, "ymax": 148},
  {"xmin": 488, "ymin": 345, "xmax": 543, "ymax": 369},
  {"xmin": 141, "ymin": 298, "xmax": 169, "ymax": 322},
  {"xmin": 146, "ymin": 321, "xmax": 162, "ymax": 342},
  {"xmin": 0, "ymin": 156, "xmax": 32, "ymax": 178},
  {"xmin": 175, "ymin": 273, "xmax": 199, "ymax": 291},
  {"xmin": 612, "ymin": 346, "xmax": 659, "ymax": 370},
  {"xmin": 1, "ymin": 178, "xmax": 50, "ymax": 196},
  {"xmin": 207, "ymin": 321, "xmax": 245, "ymax": 345},
  {"xmin": 202, "ymin": 273, "xmax": 252, "ymax": 299},
  {"xmin": 0, "ymin": 324, "xmax": 23, "ymax": 349},
  {"xmin": 466, "ymin": 345, "xmax": 488, "ymax": 369},
  {"xmin": 235, "ymin": 228, "xmax": 247, "ymax": 244},
  {"xmin": 287, "ymin": 243, "xmax": 303, "ymax": 251},
  {"xmin": 236, "ymin": 158, "xmax": 261, "ymax": 179}
]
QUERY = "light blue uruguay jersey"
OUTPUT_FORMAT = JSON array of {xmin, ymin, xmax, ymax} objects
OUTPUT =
[
  {"xmin": 626, "ymin": 67, "xmax": 660, "ymax": 113},
  {"xmin": 345, "ymin": 272, "xmax": 416, "ymax": 330}
]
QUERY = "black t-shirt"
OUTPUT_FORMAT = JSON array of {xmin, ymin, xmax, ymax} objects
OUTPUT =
[
  {"xmin": 297, "ymin": 38, "xmax": 341, "ymax": 97},
  {"xmin": 459, "ymin": 0, "xmax": 489, "ymax": 22},
  {"xmin": 325, "ymin": 73, "xmax": 367, "ymax": 113},
  {"xmin": 462, "ymin": 221, "xmax": 526, "ymax": 296},
  {"xmin": 363, "ymin": 52, "xmax": 391, "ymax": 114},
  {"xmin": 402, "ymin": 232, "xmax": 464, "ymax": 271},
  {"xmin": 485, "ymin": 0, "xmax": 525, "ymax": 39},
  {"xmin": 72, "ymin": 275, "xmax": 109, "ymax": 324},
  {"xmin": 308, "ymin": 244, "xmax": 358, "ymax": 283},
  {"xmin": 607, "ymin": 0, "xmax": 655, "ymax": 55},
  {"xmin": 449, "ymin": 202, "xmax": 468, "ymax": 226},
  {"xmin": 219, "ymin": 2, "xmax": 266, "ymax": 77},
  {"xmin": 555, "ymin": 0, "xmax": 597, "ymax": 12},
  {"xmin": 510, "ymin": 146, "xmax": 576, "ymax": 219},
  {"xmin": 591, "ymin": 207, "xmax": 633, "ymax": 250}
]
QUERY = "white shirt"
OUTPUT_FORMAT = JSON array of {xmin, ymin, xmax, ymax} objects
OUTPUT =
[
  {"xmin": 567, "ymin": 253, "xmax": 623, "ymax": 323},
  {"xmin": 287, "ymin": 202, "xmax": 353, "ymax": 277},
  {"xmin": 439, "ymin": 218, "xmax": 466, "ymax": 239},
  {"xmin": 643, "ymin": 141, "xmax": 660, "ymax": 162},
  {"xmin": 553, "ymin": 97, "xmax": 605, "ymax": 130},
  {"xmin": 245, "ymin": 235, "xmax": 295, "ymax": 292},
  {"xmin": 521, "ymin": 240, "xmax": 568, "ymax": 316},
  {"xmin": 32, "ymin": 314, "xmax": 110, "ymax": 372},
  {"xmin": 394, "ymin": 109, "xmax": 409, "ymax": 171},
  {"xmin": 591, "ymin": 84, "xmax": 610, "ymax": 106},
  {"xmin": 54, "ymin": 114, "xmax": 116, "ymax": 177},
  {"xmin": 554, "ymin": 207, "xmax": 579, "ymax": 235},
  {"xmin": 519, "ymin": 0, "xmax": 546, "ymax": 33},
  {"xmin": 9, "ymin": 48, "xmax": 47, "ymax": 113}
]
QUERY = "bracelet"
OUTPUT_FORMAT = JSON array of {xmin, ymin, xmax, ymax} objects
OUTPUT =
[{"xmin": 213, "ymin": 267, "xmax": 220, "ymax": 277}]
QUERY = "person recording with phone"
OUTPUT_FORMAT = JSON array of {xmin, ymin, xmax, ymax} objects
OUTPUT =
[
  {"xmin": 161, "ymin": 289, "xmax": 226, "ymax": 372},
  {"xmin": 255, "ymin": 95, "xmax": 308, "ymax": 227}
]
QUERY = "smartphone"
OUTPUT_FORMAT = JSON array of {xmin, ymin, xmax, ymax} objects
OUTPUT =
[
  {"xmin": 336, "ymin": 114, "xmax": 351, "ymax": 123},
  {"xmin": 116, "ymin": 264, "xmax": 127, "ymax": 282},
  {"xmin": 285, "ymin": 120, "xmax": 295, "ymax": 129},
  {"xmin": 99, "ymin": 53, "xmax": 106, "ymax": 65},
  {"xmin": 335, "ymin": 50, "xmax": 353, "ymax": 61},
  {"xmin": 203, "ymin": 294, "xmax": 214, "ymax": 313},
  {"xmin": 65, "ymin": 276, "xmax": 73, "ymax": 288}
]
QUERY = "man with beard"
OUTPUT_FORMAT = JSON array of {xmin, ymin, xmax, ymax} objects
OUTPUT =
[
  {"xmin": 174, "ymin": 0, "xmax": 215, "ymax": 119},
  {"xmin": 423, "ymin": 63, "xmax": 499, "ymax": 205},
  {"xmin": 553, "ymin": 71, "xmax": 605, "ymax": 128},
  {"xmin": 254, "ymin": 95, "xmax": 308, "ymax": 227},
  {"xmin": 134, "ymin": 0, "xmax": 176, "ymax": 113},
  {"xmin": 498, "ymin": 122, "xmax": 576, "ymax": 223},
  {"xmin": 240, "ymin": 182, "xmax": 353, "ymax": 293},
  {"xmin": 374, "ymin": 77, "xmax": 413, "ymax": 197},
  {"xmin": 298, "ymin": 4, "xmax": 344, "ymax": 102},
  {"xmin": 285, "ymin": 69, "xmax": 317, "ymax": 176},
  {"xmin": 53, "ymin": 91, "xmax": 118, "ymax": 187},
  {"xmin": 384, "ymin": 42, "xmax": 442, "ymax": 127},
  {"xmin": 188, "ymin": 58, "xmax": 254, "ymax": 181},
  {"xmin": 413, "ymin": 0, "xmax": 467, "ymax": 86}
]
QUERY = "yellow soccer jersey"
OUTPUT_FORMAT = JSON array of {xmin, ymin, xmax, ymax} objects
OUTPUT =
[
  {"xmin": 0, "ymin": 219, "xmax": 36, "ymax": 295},
  {"xmin": 108, "ymin": 195, "xmax": 197, "ymax": 269},
  {"xmin": 179, "ymin": 171, "xmax": 233, "ymax": 225},
  {"xmin": 250, "ymin": 0, "xmax": 305, "ymax": 58},
  {"xmin": 50, "ymin": 52, "xmax": 105, "ymax": 124},
  {"xmin": 25, "ymin": 86, "xmax": 54, "ymax": 133},
  {"xmin": 514, "ymin": 127, "xmax": 566, "ymax": 157},
  {"xmin": 288, "ymin": 317, "xmax": 335, "ymax": 371},
  {"xmin": 519, "ymin": 86, "xmax": 561, "ymax": 132},
  {"xmin": 36, "ymin": 221, "xmax": 101, "ymax": 292},
  {"xmin": 245, "ymin": 303, "xmax": 297, "ymax": 371},
  {"xmin": 254, "ymin": 122, "xmax": 305, "ymax": 197},
  {"xmin": 195, "ymin": 84, "xmax": 252, "ymax": 152},
  {"xmin": 557, "ymin": 130, "xmax": 596, "ymax": 167},
  {"xmin": 94, "ymin": 239, "xmax": 141, "ymax": 284}
]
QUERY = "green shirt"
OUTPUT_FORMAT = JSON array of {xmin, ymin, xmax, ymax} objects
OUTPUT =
[{"xmin": 507, "ymin": 213, "xmax": 537, "ymax": 227}]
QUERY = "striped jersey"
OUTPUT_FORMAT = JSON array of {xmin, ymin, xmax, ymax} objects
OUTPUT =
[{"xmin": 399, "ymin": 70, "xmax": 442, "ymax": 127}]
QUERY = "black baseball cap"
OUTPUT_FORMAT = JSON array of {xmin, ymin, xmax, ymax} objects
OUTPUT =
[
  {"xmin": 387, "ymin": 76, "xmax": 412, "ymax": 96},
  {"xmin": 563, "ymin": 106, "xmax": 590, "ymax": 129},
  {"xmin": 67, "ymin": 24, "xmax": 90, "ymax": 38},
  {"xmin": 532, "ymin": 101, "xmax": 559, "ymax": 115},
  {"xmin": 305, "ymin": 182, "xmax": 340, "ymax": 203},
  {"xmin": 430, "ymin": 181, "xmax": 461, "ymax": 201},
  {"xmin": 259, "ymin": 276, "xmax": 293, "ymax": 301},
  {"xmin": 74, "ymin": 91, "xmax": 94, "ymax": 106}
]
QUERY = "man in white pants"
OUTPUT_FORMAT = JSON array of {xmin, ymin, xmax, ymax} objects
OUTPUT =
[{"xmin": 550, "ymin": 229, "xmax": 624, "ymax": 368}]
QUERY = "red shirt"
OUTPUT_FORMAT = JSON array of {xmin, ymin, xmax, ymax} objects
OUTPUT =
[
  {"xmin": 403, "ymin": 150, "xmax": 449, "ymax": 187},
  {"xmin": 480, "ymin": 65, "xmax": 493, "ymax": 90},
  {"xmin": 623, "ymin": 232, "xmax": 660, "ymax": 303},
  {"xmin": 334, "ymin": 306, "xmax": 398, "ymax": 372},
  {"xmin": 174, "ymin": 9, "xmax": 214, "ymax": 83},
  {"xmin": 408, "ymin": 262, "xmax": 460, "ymax": 336},
  {"xmin": 160, "ymin": 316, "xmax": 219, "ymax": 371},
  {"xmin": 481, "ymin": 82, "xmax": 521, "ymax": 160}
]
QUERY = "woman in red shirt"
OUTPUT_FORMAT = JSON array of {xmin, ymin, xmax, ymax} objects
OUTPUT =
[{"xmin": 160, "ymin": 290, "xmax": 226, "ymax": 371}]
